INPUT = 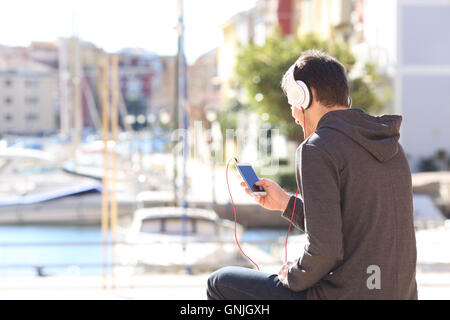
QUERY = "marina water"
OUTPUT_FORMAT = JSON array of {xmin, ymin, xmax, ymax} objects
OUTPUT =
[{"xmin": 0, "ymin": 225, "xmax": 290, "ymax": 277}]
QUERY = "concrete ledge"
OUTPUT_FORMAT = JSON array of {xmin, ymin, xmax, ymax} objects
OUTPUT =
[{"xmin": 0, "ymin": 269, "xmax": 448, "ymax": 300}]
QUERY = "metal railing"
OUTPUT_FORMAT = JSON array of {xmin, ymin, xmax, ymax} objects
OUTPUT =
[{"xmin": 0, "ymin": 239, "xmax": 289, "ymax": 273}]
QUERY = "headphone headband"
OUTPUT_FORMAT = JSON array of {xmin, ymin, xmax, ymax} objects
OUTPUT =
[{"xmin": 285, "ymin": 64, "xmax": 352, "ymax": 110}]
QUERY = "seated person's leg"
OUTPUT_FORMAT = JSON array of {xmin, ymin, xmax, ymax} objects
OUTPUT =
[{"xmin": 206, "ymin": 266, "xmax": 307, "ymax": 300}]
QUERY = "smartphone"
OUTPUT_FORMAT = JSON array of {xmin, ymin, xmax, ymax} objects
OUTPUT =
[{"xmin": 235, "ymin": 163, "xmax": 267, "ymax": 196}]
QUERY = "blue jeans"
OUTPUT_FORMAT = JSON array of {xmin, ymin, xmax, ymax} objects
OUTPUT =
[{"xmin": 206, "ymin": 266, "xmax": 308, "ymax": 300}]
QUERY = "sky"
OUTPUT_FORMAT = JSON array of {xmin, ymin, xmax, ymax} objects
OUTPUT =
[{"xmin": 0, "ymin": 0, "xmax": 257, "ymax": 64}]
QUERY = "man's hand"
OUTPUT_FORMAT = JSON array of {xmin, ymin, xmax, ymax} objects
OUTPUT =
[
  {"xmin": 240, "ymin": 178, "xmax": 291, "ymax": 212},
  {"xmin": 278, "ymin": 261, "xmax": 295, "ymax": 285}
]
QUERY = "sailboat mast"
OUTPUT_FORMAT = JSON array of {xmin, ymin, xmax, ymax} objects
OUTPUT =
[
  {"xmin": 175, "ymin": 0, "xmax": 191, "ymax": 257},
  {"xmin": 70, "ymin": 35, "xmax": 82, "ymax": 157},
  {"xmin": 58, "ymin": 39, "xmax": 70, "ymax": 140},
  {"xmin": 178, "ymin": 0, "xmax": 189, "ymax": 210},
  {"xmin": 173, "ymin": 0, "xmax": 183, "ymax": 206}
]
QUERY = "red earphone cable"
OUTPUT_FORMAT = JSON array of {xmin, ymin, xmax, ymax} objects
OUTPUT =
[
  {"xmin": 226, "ymin": 157, "xmax": 300, "ymax": 269},
  {"xmin": 283, "ymin": 107, "xmax": 305, "ymax": 263},
  {"xmin": 284, "ymin": 186, "xmax": 299, "ymax": 263},
  {"xmin": 226, "ymin": 157, "xmax": 260, "ymax": 271},
  {"xmin": 301, "ymin": 106, "xmax": 306, "ymax": 139}
]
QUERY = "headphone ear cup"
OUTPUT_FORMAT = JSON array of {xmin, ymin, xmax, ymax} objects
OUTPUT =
[
  {"xmin": 305, "ymin": 83, "xmax": 312, "ymax": 108},
  {"xmin": 295, "ymin": 80, "xmax": 311, "ymax": 110}
]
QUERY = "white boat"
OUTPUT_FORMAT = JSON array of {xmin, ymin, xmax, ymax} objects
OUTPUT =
[
  {"xmin": 0, "ymin": 147, "xmax": 101, "ymax": 205},
  {"xmin": 0, "ymin": 147, "xmax": 136, "ymax": 224},
  {"xmin": 117, "ymin": 206, "xmax": 277, "ymax": 272}
]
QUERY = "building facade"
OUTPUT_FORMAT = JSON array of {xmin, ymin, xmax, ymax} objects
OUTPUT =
[
  {"xmin": 187, "ymin": 49, "xmax": 220, "ymax": 121},
  {"xmin": 218, "ymin": 0, "xmax": 296, "ymax": 106},
  {"xmin": 117, "ymin": 48, "xmax": 162, "ymax": 130},
  {"xmin": 346, "ymin": 0, "xmax": 450, "ymax": 170},
  {"xmin": 151, "ymin": 55, "xmax": 176, "ymax": 125},
  {"xmin": 0, "ymin": 39, "xmax": 171, "ymax": 135},
  {"xmin": 0, "ymin": 61, "xmax": 57, "ymax": 135},
  {"xmin": 395, "ymin": 0, "xmax": 450, "ymax": 170},
  {"xmin": 294, "ymin": 0, "xmax": 353, "ymax": 42}
]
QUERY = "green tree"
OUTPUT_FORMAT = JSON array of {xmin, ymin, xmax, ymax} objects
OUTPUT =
[
  {"xmin": 235, "ymin": 30, "xmax": 387, "ymax": 139},
  {"xmin": 350, "ymin": 63, "xmax": 392, "ymax": 115}
]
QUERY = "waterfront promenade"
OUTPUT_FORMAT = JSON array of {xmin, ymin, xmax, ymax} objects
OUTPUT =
[{"xmin": 0, "ymin": 268, "xmax": 448, "ymax": 300}]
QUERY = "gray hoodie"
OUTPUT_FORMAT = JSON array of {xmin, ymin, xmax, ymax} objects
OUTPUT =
[{"xmin": 281, "ymin": 108, "xmax": 418, "ymax": 300}]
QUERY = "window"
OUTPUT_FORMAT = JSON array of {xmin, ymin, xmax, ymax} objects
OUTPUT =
[
  {"xmin": 164, "ymin": 218, "xmax": 185, "ymax": 234},
  {"xmin": 195, "ymin": 219, "xmax": 216, "ymax": 236},
  {"xmin": 25, "ymin": 113, "xmax": 39, "ymax": 121},
  {"xmin": 25, "ymin": 97, "xmax": 39, "ymax": 105},
  {"xmin": 139, "ymin": 217, "xmax": 214, "ymax": 235},
  {"xmin": 161, "ymin": 218, "xmax": 197, "ymax": 235},
  {"xmin": 254, "ymin": 20, "xmax": 266, "ymax": 46},
  {"xmin": 140, "ymin": 219, "xmax": 162, "ymax": 233},
  {"xmin": 25, "ymin": 79, "xmax": 39, "ymax": 88},
  {"xmin": 4, "ymin": 114, "xmax": 13, "ymax": 122},
  {"xmin": 237, "ymin": 23, "xmax": 249, "ymax": 45},
  {"xmin": 303, "ymin": 0, "xmax": 314, "ymax": 34},
  {"xmin": 4, "ymin": 97, "xmax": 12, "ymax": 105}
]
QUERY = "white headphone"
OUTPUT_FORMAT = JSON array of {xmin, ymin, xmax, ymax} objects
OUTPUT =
[{"xmin": 286, "ymin": 65, "xmax": 352, "ymax": 111}]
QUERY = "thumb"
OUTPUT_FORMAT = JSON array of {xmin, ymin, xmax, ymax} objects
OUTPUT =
[{"xmin": 255, "ymin": 178, "xmax": 268, "ymax": 187}]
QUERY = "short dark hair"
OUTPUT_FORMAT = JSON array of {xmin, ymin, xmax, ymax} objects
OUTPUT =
[{"xmin": 282, "ymin": 50, "xmax": 349, "ymax": 108}]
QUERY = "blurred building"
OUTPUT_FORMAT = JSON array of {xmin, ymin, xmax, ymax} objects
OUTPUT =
[
  {"xmin": 215, "ymin": 0, "xmax": 450, "ymax": 169},
  {"xmin": 217, "ymin": 0, "xmax": 301, "ymax": 163},
  {"xmin": 345, "ymin": 0, "xmax": 450, "ymax": 170},
  {"xmin": 57, "ymin": 37, "xmax": 106, "ymax": 138},
  {"xmin": 349, "ymin": 0, "xmax": 397, "ymax": 77},
  {"xmin": 217, "ymin": 0, "xmax": 356, "ymax": 103},
  {"xmin": 0, "ymin": 39, "xmax": 106, "ymax": 137},
  {"xmin": 152, "ymin": 55, "xmax": 176, "ymax": 125},
  {"xmin": 0, "ymin": 59, "xmax": 58, "ymax": 135},
  {"xmin": 58, "ymin": 40, "xmax": 166, "ymax": 133},
  {"xmin": 295, "ymin": 0, "xmax": 353, "ymax": 42},
  {"xmin": 395, "ymin": 0, "xmax": 450, "ymax": 170},
  {"xmin": 28, "ymin": 41, "xmax": 59, "ymax": 69},
  {"xmin": 187, "ymin": 49, "xmax": 220, "ymax": 121},
  {"xmin": 0, "ymin": 45, "xmax": 28, "ymax": 63},
  {"xmin": 117, "ymin": 48, "xmax": 162, "ymax": 130},
  {"xmin": 218, "ymin": 0, "xmax": 296, "ymax": 105},
  {"xmin": 0, "ymin": 39, "xmax": 173, "ymax": 136}
]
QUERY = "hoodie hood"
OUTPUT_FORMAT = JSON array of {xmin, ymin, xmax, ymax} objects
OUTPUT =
[{"xmin": 316, "ymin": 108, "xmax": 402, "ymax": 162}]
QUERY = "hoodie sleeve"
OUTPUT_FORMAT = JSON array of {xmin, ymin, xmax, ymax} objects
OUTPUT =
[
  {"xmin": 285, "ymin": 143, "xmax": 344, "ymax": 292},
  {"xmin": 281, "ymin": 195, "xmax": 305, "ymax": 232}
]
